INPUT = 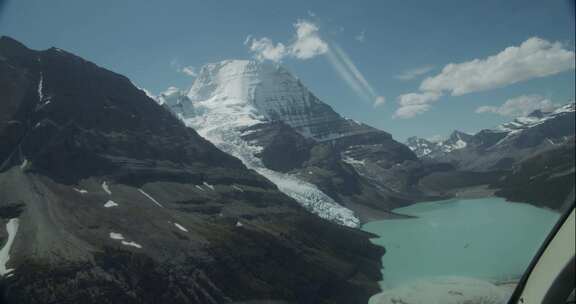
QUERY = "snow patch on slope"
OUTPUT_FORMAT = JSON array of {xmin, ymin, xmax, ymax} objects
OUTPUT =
[
  {"xmin": 73, "ymin": 188, "xmax": 88, "ymax": 194},
  {"xmin": 109, "ymin": 232, "xmax": 142, "ymax": 249},
  {"xmin": 138, "ymin": 189, "xmax": 164, "ymax": 208},
  {"xmin": 0, "ymin": 218, "xmax": 19, "ymax": 276},
  {"xmin": 174, "ymin": 223, "xmax": 188, "ymax": 232},
  {"xmin": 37, "ymin": 73, "xmax": 44, "ymax": 102},
  {"xmin": 104, "ymin": 200, "xmax": 118, "ymax": 208},
  {"xmin": 101, "ymin": 181, "xmax": 112, "ymax": 195}
]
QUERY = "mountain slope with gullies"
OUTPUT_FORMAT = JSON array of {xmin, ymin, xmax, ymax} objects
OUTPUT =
[
  {"xmin": 0, "ymin": 36, "xmax": 384, "ymax": 304},
  {"xmin": 158, "ymin": 60, "xmax": 445, "ymax": 224}
]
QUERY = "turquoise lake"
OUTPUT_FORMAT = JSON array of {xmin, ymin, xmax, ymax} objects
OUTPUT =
[{"xmin": 362, "ymin": 197, "xmax": 560, "ymax": 297}]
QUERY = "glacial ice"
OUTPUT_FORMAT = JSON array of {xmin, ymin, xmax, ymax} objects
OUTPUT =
[{"xmin": 167, "ymin": 60, "xmax": 360, "ymax": 227}]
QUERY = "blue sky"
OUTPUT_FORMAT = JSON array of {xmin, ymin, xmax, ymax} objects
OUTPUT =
[{"xmin": 1, "ymin": 0, "xmax": 574, "ymax": 140}]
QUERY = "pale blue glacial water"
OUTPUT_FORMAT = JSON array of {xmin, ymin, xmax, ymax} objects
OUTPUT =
[{"xmin": 363, "ymin": 197, "xmax": 560, "ymax": 304}]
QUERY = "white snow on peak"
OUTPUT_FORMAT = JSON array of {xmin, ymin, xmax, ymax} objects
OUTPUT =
[
  {"xmin": 104, "ymin": 200, "xmax": 119, "ymax": 208},
  {"xmin": 453, "ymin": 139, "xmax": 467, "ymax": 150},
  {"xmin": 195, "ymin": 185, "xmax": 205, "ymax": 191},
  {"xmin": 0, "ymin": 218, "xmax": 19, "ymax": 276},
  {"xmin": 235, "ymin": 221, "xmax": 243, "ymax": 227},
  {"xmin": 497, "ymin": 102, "xmax": 575, "ymax": 133},
  {"xmin": 232, "ymin": 185, "xmax": 244, "ymax": 192},
  {"xmin": 185, "ymin": 60, "xmax": 356, "ymax": 141},
  {"xmin": 174, "ymin": 223, "xmax": 188, "ymax": 232},
  {"xmin": 101, "ymin": 181, "xmax": 112, "ymax": 195},
  {"xmin": 342, "ymin": 155, "xmax": 366, "ymax": 166},
  {"xmin": 138, "ymin": 189, "xmax": 164, "ymax": 208}
]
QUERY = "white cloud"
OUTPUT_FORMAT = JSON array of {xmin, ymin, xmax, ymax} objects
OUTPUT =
[
  {"xmin": 249, "ymin": 37, "xmax": 287, "ymax": 62},
  {"xmin": 397, "ymin": 91, "xmax": 441, "ymax": 106},
  {"xmin": 247, "ymin": 20, "xmax": 327, "ymax": 62},
  {"xmin": 326, "ymin": 43, "xmax": 382, "ymax": 104},
  {"xmin": 170, "ymin": 59, "xmax": 197, "ymax": 77},
  {"xmin": 290, "ymin": 20, "xmax": 329, "ymax": 59},
  {"xmin": 395, "ymin": 65, "xmax": 434, "ymax": 80},
  {"xmin": 247, "ymin": 20, "xmax": 382, "ymax": 105},
  {"xmin": 475, "ymin": 95, "xmax": 557, "ymax": 117},
  {"xmin": 373, "ymin": 96, "xmax": 386, "ymax": 107},
  {"xmin": 355, "ymin": 30, "xmax": 366, "ymax": 43},
  {"xmin": 393, "ymin": 91, "xmax": 441, "ymax": 118},
  {"xmin": 181, "ymin": 66, "xmax": 197, "ymax": 77},
  {"xmin": 394, "ymin": 37, "xmax": 575, "ymax": 119},
  {"xmin": 394, "ymin": 104, "xmax": 431, "ymax": 119},
  {"xmin": 421, "ymin": 37, "xmax": 575, "ymax": 95}
]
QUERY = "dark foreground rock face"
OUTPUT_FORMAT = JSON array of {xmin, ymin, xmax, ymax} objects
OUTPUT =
[
  {"xmin": 492, "ymin": 139, "xmax": 575, "ymax": 210},
  {"xmin": 0, "ymin": 36, "xmax": 383, "ymax": 304}
]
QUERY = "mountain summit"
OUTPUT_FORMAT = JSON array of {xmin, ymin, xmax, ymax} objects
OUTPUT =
[{"xmin": 163, "ymin": 60, "xmax": 376, "ymax": 141}]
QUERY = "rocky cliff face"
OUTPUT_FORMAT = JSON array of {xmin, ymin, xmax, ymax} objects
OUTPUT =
[
  {"xmin": 0, "ymin": 37, "xmax": 384, "ymax": 304},
  {"xmin": 160, "ymin": 60, "xmax": 441, "ymax": 224},
  {"xmin": 493, "ymin": 139, "xmax": 575, "ymax": 210}
]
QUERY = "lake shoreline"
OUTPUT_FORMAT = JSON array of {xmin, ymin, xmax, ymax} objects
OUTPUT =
[{"xmin": 363, "ymin": 196, "xmax": 559, "ymax": 304}]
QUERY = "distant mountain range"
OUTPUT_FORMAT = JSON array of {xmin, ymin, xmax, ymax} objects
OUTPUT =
[
  {"xmin": 407, "ymin": 104, "xmax": 574, "ymax": 169},
  {"xmin": 407, "ymin": 103, "xmax": 575, "ymax": 208},
  {"xmin": 0, "ymin": 37, "xmax": 383, "ymax": 304}
]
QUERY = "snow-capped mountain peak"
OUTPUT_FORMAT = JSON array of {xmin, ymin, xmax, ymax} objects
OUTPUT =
[
  {"xmin": 406, "ymin": 130, "xmax": 471, "ymax": 158},
  {"xmin": 497, "ymin": 102, "xmax": 575, "ymax": 133},
  {"xmin": 158, "ymin": 59, "xmax": 362, "ymax": 226},
  {"xmin": 186, "ymin": 59, "xmax": 362, "ymax": 141}
]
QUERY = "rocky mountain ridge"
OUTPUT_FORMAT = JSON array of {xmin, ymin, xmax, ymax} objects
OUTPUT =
[{"xmin": 406, "ymin": 103, "xmax": 575, "ymax": 171}]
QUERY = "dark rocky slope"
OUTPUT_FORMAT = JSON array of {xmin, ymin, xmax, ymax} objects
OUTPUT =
[
  {"xmin": 492, "ymin": 139, "xmax": 575, "ymax": 210},
  {"xmin": 0, "ymin": 36, "xmax": 383, "ymax": 304}
]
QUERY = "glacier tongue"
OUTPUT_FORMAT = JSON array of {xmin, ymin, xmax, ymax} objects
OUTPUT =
[
  {"xmin": 170, "ymin": 60, "xmax": 360, "ymax": 227},
  {"xmin": 256, "ymin": 167, "xmax": 359, "ymax": 227},
  {"xmin": 179, "ymin": 97, "xmax": 359, "ymax": 227}
]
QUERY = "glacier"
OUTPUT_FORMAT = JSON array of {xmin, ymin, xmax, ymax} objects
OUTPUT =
[{"xmin": 159, "ymin": 60, "xmax": 360, "ymax": 227}]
